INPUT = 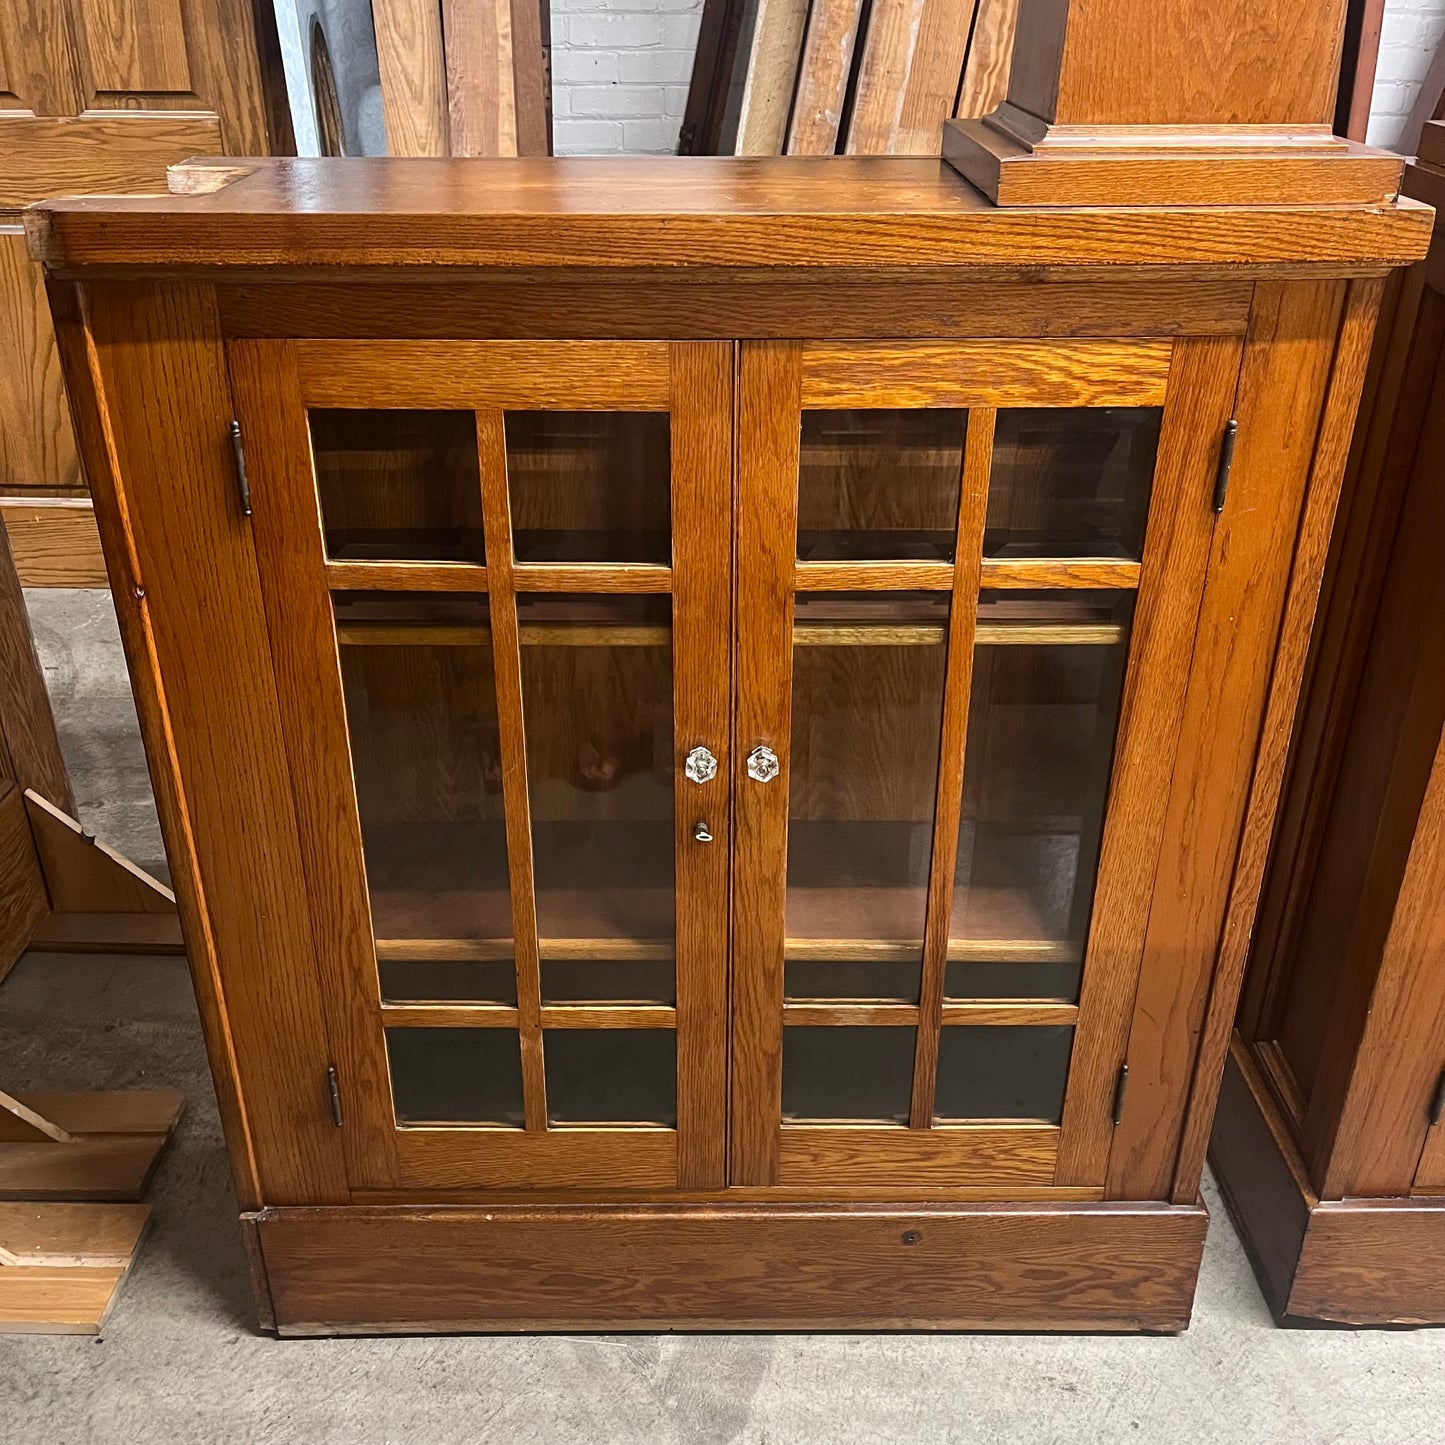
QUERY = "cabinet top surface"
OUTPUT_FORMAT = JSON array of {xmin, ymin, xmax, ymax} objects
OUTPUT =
[{"xmin": 27, "ymin": 156, "xmax": 1431, "ymax": 275}]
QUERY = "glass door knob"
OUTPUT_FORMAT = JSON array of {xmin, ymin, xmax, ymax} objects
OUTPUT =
[
  {"xmin": 747, "ymin": 745, "xmax": 780, "ymax": 782},
  {"xmin": 684, "ymin": 745, "xmax": 718, "ymax": 784}
]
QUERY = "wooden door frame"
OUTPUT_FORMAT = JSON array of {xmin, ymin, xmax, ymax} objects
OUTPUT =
[
  {"xmin": 229, "ymin": 336, "xmax": 733, "ymax": 1194},
  {"xmin": 730, "ymin": 334, "xmax": 1242, "ymax": 1193}
]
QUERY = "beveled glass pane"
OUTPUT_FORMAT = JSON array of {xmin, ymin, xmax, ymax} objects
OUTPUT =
[
  {"xmin": 541, "ymin": 957, "xmax": 675, "ymax": 1004},
  {"xmin": 386, "ymin": 1028, "xmax": 524, "ymax": 1125},
  {"xmin": 950, "ymin": 591, "xmax": 1132, "ymax": 987},
  {"xmin": 519, "ymin": 595, "xmax": 675, "ymax": 960},
  {"xmin": 311, "ymin": 409, "xmax": 484, "ymax": 562},
  {"xmin": 505, "ymin": 412, "xmax": 670, "ymax": 563},
  {"xmin": 798, "ymin": 409, "xmax": 965, "ymax": 561},
  {"xmin": 544, "ymin": 1029, "xmax": 676, "ymax": 1124},
  {"xmin": 933, "ymin": 1025, "xmax": 1074, "ymax": 1122},
  {"xmin": 785, "ymin": 957, "xmax": 922, "ymax": 1003},
  {"xmin": 379, "ymin": 958, "xmax": 517, "ymax": 1005},
  {"xmin": 787, "ymin": 594, "xmax": 948, "ymax": 969},
  {"xmin": 986, "ymin": 407, "xmax": 1161, "ymax": 560},
  {"xmin": 335, "ymin": 593, "xmax": 512, "ymax": 958},
  {"xmin": 944, "ymin": 960, "xmax": 1081, "ymax": 1002},
  {"xmin": 782, "ymin": 1027, "xmax": 915, "ymax": 1122}
]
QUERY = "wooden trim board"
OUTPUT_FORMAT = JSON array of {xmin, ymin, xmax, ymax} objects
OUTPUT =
[{"xmin": 251, "ymin": 1199, "xmax": 1209, "ymax": 1334}]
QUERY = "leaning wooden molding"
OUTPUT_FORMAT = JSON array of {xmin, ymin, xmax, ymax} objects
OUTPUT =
[
  {"xmin": 0, "ymin": 498, "xmax": 106, "ymax": 588},
  {"xmin": 944, "ymin": 0, "xmax": 1406, "ymax": 205},
  {"xmin": 24, "ymin": 791, "xmax": 174, "ymax": 915}
]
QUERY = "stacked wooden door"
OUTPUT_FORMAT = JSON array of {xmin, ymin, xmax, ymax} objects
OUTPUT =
[{"xmin": 0, "ymin": 0, "xmax": 284, "ymax": 508}]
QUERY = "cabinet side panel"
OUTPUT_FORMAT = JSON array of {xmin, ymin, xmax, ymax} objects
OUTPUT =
[
  {"xmin": 1172, "ymin": 278, "xmax": 1385, "ymax": 1202},
  {"xmin": 1106, "ymin": 279, "xmax": 1348, "ymax": 1201},
  {"xmin": 56, "ymin": 280, "xmax": 349, "ymax": 1207}
]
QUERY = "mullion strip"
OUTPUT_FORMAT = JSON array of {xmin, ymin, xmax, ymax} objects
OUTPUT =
[
  {"xmin": 908, "ymin": 408, "xmax": 996, "ymax": 1130},
  {"xmin": 476, "ymin": 410, "xmax": 548, "ymax": 1132}
]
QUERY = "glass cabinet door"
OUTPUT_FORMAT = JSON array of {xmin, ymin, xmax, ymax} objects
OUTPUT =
[
  {"xmin": 733, "ymin": 338, "xmax": 1242, "ymax": 1191},
  {"xmin": 229, "ymin": 340, "xmax": 732, "ymax": 1193}
]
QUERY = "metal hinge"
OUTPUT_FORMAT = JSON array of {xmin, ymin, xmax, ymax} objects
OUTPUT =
[
  {"xmin": 1212, "ymin": 418, "xmax": 1238, "ymax": 515},
  {"xmin": 1430, "ymin": 1069, "xmax": 1445, "ymax": 1127},
  {"xmin": 1111, "ymin": 1062, "xmax": 1130, "ymax": 1127},
  {"xmin": 325, "ymin": 1065, "xmax": 343, "ymax": 1127},
  {"xmin": 228, "ymin": 419, "xmax": 253, "ymax": 518}
]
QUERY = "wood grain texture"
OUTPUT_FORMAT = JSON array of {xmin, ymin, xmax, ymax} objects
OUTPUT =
[
  {"xmin": 1289, "ymin": 1199, "xmax": 1445, "ymax": 1325},
  {"xmin": 218, "ymin": 276, "xmax": 1255, "ymax": 342},
  {"xmin": 1, "ymin": 501, "xmax": 104, "ymax": 587},
  {"xmin": 0, "ymin": 1264, "xmax": 131, "ymax": 1334},
  {"xmin": 295, "ymin": 341, "xmax": 671, "ymax": 408},
  {"xmin": 255, "ymin": 1200, "xmax": 1208, "ymax": 1332},
  {"xmin": 29, "ymin": 909, "xmax": 184, "ymax": 954},
  {"xmin": 0, "ymin": 114, "xmax": 222, "ymax": 208},
  {"xmin": 1052, "ymin": 335, "xmax": 1242, "ymax": 1187},
  {"xmin": 46, "ymin": 279, "xmax": 261, "ymax": 1210},
  {"xmin": 799, "ymin": 339, "xmax": 1172, "ymax": 408},
  {"xmin": 731, "ymin": 340, "xmax": 801, "ymax": 1186},
  {"xmin": 0, "ymin": 782, "xmax": 46, "ymax": 984},
  {"xmin": 1208, "ymin": 1038, "xmax": 1315, "ymax": 1319},
  {"xmin": 909, "ymin": 409, "xmax": 991, "ymax": 1128},
  {"xmin": 207, "ymin": 338, "xmax": 402, "ymax": 1192},
  {"xmin": 373, "ymin": 0, "xmax": 451, "ymax": 156},
  {"xmin": 891, "ymin": 0, "xmax": 978, "ymax": 154},
  {"xmin": 1214, "ymin": 1042, "xmax": 1445, "ymax": 1324},
  {"xmin": 942, "ymin": 124, "xmax": 1405, "ymax": 210},
  {"xmin": 62, "ymin": 283, "xmax": 350, "ymax": 1210},
  {"xmin": 0, "ymin": 514, "xmax": 72, "ymax": 811},
  {"xmin": 475, "ymin": 409, "xmax": 548, "ymax": 1134},
  {"xmin": 735, "ymin": 0, "xmax": 810, "ymax": 155},
  {"xmin": 441, "ymin": 0, "xmax": 511, "ymax": 157},
  {"xmin": 954, "ymin": 0, "xmax": 1017, "ymax": 119},
  {"xmin": 779, "ymin": 1124, "xmax": 1057, "ymax": 1185},
  {"xmin": 1173, "ymin": 278, "xmax": 1385, "ymax": 1203},
  {"xmin": 1014, "ymin": 0, "xmax": 1348, "ymax": 128},
  {"xmin": 0, "ymin": 228, "xmax": 79, "ymax": 494},
  {"xmin": 1106, "ymin": 282, "xmax": 1346, "ymax": 1202},
  {"xmin": 785, "ymin": 0, "xmax": 863, "ymax": 155},
  {"xmin": 669, "ymin": 344, "xmax": 733, "ymax": 1190},
  {"xmin": 24, "ymin": 789, "xmax": 175, "ymax": 913},
  {"xmin": 29, "ymin": 157, "xmax": 1432, "ymax": 274},
  {"xmin": 0, "ymin": 1202, "xmax": 149, "ymax": 1267}
]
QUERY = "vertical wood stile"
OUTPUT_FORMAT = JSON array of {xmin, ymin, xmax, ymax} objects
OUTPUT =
[
  {"xmin": 1105, "ymin": 284, "xmax": 1347, "ymax": 1201},
  {"xmin": 1053, "ymin": 334, "xmax": 1246, "ymax": 1187},
  {"xmin": 670, "ymin": 343, "xmax": 734, "ymax": 1189},
  {"xmin": 476, "ymin": 410, "xmax": 547, "ymax": 1130},
  {"xmin": 908, "ymin": 407, "xmax": 994, "ymax": 1128},
  {"xmin": 731, "ymin": 341, "xmax": 802, "ymax": 1184}
]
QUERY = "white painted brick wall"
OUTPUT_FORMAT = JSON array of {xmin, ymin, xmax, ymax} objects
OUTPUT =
[
  {"xmin": 551, "ymin": 0, "xmax": 704, "ymax": 155},
  {"xmin": 550, "ymin": 0, "xmax": 1445, "ymax": 158},
  {"xmin": 1368, "ymin": 0, "xmax": 1445, "ymax": 149}
]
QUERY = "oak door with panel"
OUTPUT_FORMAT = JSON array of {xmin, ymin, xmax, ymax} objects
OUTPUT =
[
  {"xmin": 732, "ymin": 338, "xmax": 1242, "ymax": 1191},
  {"xmin": 229, "ymin": 340, "xmax": 732, "ymax": 1194}
]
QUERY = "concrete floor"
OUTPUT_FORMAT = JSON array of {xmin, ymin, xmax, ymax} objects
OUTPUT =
[{"xmin": 4, "ymin": 589, "xmax": 1445, "ymax": 1443}]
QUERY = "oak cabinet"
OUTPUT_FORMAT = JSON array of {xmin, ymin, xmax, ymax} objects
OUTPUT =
[
  {"xmin": 1211, "ymin": 122, "xmax": 1445, "ymax": 1327},
  {"xmin": 32, "ymin": 155, "xmax": 1427, "ymax": 1334}
]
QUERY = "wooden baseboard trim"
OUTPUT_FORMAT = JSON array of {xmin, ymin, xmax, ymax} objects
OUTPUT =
[
  {"xmin": 1211, "ymin": 1036, "xmax": 1445, "ymax": 1325},
  {"xmin": 249, "ymin": 1199, "xmax": 1209, "ymax": 1335}
]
